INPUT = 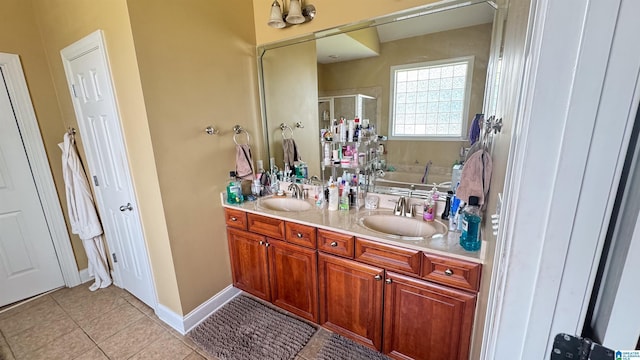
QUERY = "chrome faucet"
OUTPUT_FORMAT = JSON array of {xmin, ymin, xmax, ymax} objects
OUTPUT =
[
  {"xmin": 288, "ymin": 183, "xmax": 303, "ymax": 199},
  {"xmin": 394, "ymin": 197, "xmax": 406, "ymax": 216},
  {"xmin": 393, "ymin": 196, "xmax": 416, "ymax": 217}
]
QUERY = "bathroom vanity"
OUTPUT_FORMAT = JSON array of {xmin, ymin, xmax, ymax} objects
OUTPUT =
[{"xmin": 223, "ymin": 196, "xmax": 483, "ymax": 360}]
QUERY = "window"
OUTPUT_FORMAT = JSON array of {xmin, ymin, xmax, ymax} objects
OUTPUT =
[{"xmin": 389, "ymin": 57, "xmax": 474, "ymax": 140}]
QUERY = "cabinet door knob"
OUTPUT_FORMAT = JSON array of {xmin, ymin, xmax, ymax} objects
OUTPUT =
[
  {"xmin": 265, "ymin": 242, "xmax": 270, "ymax": 247},
  {"xmin": 374, "ymin": 274, "xmax": 382, "ymax": 281},
  {"xmin": 296, "ymin": 232, "xmax": 304, "ymax": 238},
  {"xmin": 385, "ymin": 278, "xmax": 392, "ymax": 284},
  {"xmin": 330, "ymin": 241, "xmax": 338, "ymax": 247},
  {"xmin": 444, "ymin": 268, "xmax": 454, "ymax": 276},
  {"xmin": 259, "ymin": 240, "xmax": 264, "ymax": 246},
  {"xmin": 230, "ymin": 216, "xmax": 237, "ymax": 221}
]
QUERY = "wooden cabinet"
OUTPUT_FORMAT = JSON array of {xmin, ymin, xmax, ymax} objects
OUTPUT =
[
  {"xmin": 226, "ymin": 208, "xmax": 481, "ymax": 359},
  {"xmin": 227, "ymin": 225, "xmax": 318, "ymax": 323},
  {"xmin": 421, "ymin": 253, "xmax": 481, "ymax": 292},
  {"xmin": 383, "ymin": 272, "xmax": 476, "ymax": 360},
  {"xmin": 224, "ymin": 208, "xmax": 247, "ymax": 230},
  {"xmin": 318, "ymin": 253, "xmax": 384, "ymax": 350},
  {"xmin": 355, "ymin": 237, "xmax": 422, "ymax": 276},
  {"xmin": 317, "ymin": 228, "xmax": 354, "ymax": 258},
  {"xmin": 285, "ymin": 222, "xmax": 317, "ymax": 248},
  {"xmin": 268, "ymin": 238, "xmax": 318, "ymax": 322},
  {"xmin": 226, "ymin": 228, "xmax": 270, "ymax": 301}
]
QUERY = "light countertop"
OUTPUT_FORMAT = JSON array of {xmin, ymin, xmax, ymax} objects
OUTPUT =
[{"xmin": 221, "ymin": 194, "xmax": 486, "ymax": 264}]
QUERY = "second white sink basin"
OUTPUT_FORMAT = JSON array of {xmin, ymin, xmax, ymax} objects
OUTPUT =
[
  {"xmin": 359, "ymin": 214, "xmax": 448, "ymax": 240},
  {"xmin": 258, "ymin": 197, "xmax": 313, "ymax": 212}
]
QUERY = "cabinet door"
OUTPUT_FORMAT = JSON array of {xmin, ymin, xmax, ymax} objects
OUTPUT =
[
  {"xmin": 383, "ymin": 272, "xmax": 476, "ymax": 360},
  {"xmin": 318, "ymin": 253, "xmax": 384, "ymax": 351},
  {"xmin": 227, "ymin": 228, "xmax": 270, "ymax": 301},
  {"xmin": 268, "ymin": 238, "xmax": 319, "ymax": 323}
]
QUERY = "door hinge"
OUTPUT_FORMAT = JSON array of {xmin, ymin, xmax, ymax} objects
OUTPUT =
[
  {"xmin": 71, "ymin": 84, "xmax": 78, "ymax": 98},
  {"xmin": 93, "ymin": 175, "xmax": 99, "ymax": 186},
  {"xmin": 112, "ymin": 253, "xmax": 117, "ymax": 263}
]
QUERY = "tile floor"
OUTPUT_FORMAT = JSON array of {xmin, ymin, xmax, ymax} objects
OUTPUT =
[{"xmin": 0, "ymin": 285, "xmax": 331, "ymax": 360}]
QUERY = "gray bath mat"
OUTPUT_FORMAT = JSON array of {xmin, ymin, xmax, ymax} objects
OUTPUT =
[
  {"xmin": 188, "ymin": 295, "xmax": 316, "ymax": 360},
  {"xmin": 317, "ymin": 333, "xmax": 391, "ymax": 360}
]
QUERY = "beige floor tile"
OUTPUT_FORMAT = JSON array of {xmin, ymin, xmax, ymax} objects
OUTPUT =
[
  {"xmin": 194, "ymin": 348, "xmax": 220, "ymax": 360},
  {"xmin": 129, "ymin": 331, "xmax": 193, "ymax": 360},
  {"xmin": 0, "ymin": 332, "xmax": 16, "ymax": 360},
  {"xmin": 148, "ymin": 315, "xmax": 197, "ymax": 350},
  {"xmin": 81, "ymin": 302, "xmax": 145, "ymax": 342},
  {"xmin": 296, "ymin": 327, "xmax": 332, "ymax": 360},
  {"xmin": 184, "ymin": 351, "xmax": 207, "ymax": 360},
  {"xmin": 73, "ymin": 346, "xmax": 109, "ymax": 360},
  {"xmin": 22, "ymin": 328, "xmax": 94, "ymax": 360},
  {"xmin": 0, "ymin": 294, "xmax": 54, "ymax": 322},
  {"xmin": 5, "ymin": 316, "xmax": 78, "ymax": 359},
  {"xmin": 62, "ymin": 292, "xmax": 129, "ymax": 326},
  {"xmin": 0, "ymin": 297, "xmax": 67, "ymax": 337},
  {"xmin": 122, "ymin": 293, "xmax": 154, "ymax": 316},
  {"xmin": 98, "ymin": 316, "xmax": 166, "ymax": 360}
]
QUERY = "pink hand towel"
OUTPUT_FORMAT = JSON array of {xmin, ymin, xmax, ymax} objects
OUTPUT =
[
  {"xmin": 235, "ymin": 144, "xmax": 254, "ymax": 180},
  {"xmin": 455, "ymin": 149, "xmax": 492, "ymax": 206}
]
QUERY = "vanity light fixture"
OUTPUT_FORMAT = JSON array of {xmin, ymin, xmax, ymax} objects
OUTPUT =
[{"xmin": 268, "ymin": 0, "xmax": 316, "ymax": 29}]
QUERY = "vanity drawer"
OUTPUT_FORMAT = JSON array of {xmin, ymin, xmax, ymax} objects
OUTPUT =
[
  {"xmin": 354, "ymin": 238, "xmax": 421, "ymax": 275},
  {"xmin": 285, "ymin": 222, "xmax": 317, "ymax": 249},
  {"xmin": 421, "ymin": 253, "xmax": 481, "ymax": 292},
  {"xmin": 317, "ymin": 229, "xmax": 354, "ymax": 258},
  {"xmin": 247, "ymin": 213, "xmax": 285, "ymax": 239},
  {"xmin": 224, "ymin": 208, "xmax": 247, "ymax": 230}
]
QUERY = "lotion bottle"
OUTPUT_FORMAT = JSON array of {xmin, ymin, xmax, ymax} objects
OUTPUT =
[{"xmin": 328, "ymin": 177, "xmax": 339, "ymax": 211}]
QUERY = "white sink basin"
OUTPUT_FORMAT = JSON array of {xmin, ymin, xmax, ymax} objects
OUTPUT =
[
  {"xmin": 258, "ymin": 197, "xmax": 313, "ymax": 212},
  {"xmin": 359, "ymin": 214, "xmax": 448, "ymax": 240}
]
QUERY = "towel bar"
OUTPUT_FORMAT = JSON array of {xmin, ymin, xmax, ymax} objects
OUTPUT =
[
  {"xmin": 279, "ymin": 123, "xmax": 294, "ymax": 139},
  {"xmin": 233, "ymin": 125, "xmax": 251, "ymax": 145}
]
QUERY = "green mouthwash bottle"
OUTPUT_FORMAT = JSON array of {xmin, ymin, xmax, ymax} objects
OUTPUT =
[{"xmin": 226, "ymin": 171, "xmax": 243, "ymax": 204}]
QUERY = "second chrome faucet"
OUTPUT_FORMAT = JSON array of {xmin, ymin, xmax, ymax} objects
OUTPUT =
[{"xmin": 394, "ymin": 196, "xmax": 417, "ymax": 217}]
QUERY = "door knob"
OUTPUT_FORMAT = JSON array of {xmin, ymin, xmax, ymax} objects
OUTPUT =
[
  {"xmin": 119, "ymin": 203, "xmax": 133, "ymax": 212},
  {"xmin": 330, "ymin": 241, "xmax": 338, "ymax": 247},
  {"xmin": 374, "ymin": 274, "xmax": 382, "ymax": 281}
]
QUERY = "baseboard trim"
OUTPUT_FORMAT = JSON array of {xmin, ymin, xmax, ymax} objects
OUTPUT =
[
  {"xmin": 79, "ymin": 269, "xmax": 93, "ymax": 284},
  {"xmin": 156, "ymin": 285, "xmax": 241, "ymax": 335}
]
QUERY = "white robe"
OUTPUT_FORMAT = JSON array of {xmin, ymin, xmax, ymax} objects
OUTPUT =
[{"xmin": 59, "ymin": 132, "xmax": 111, "ymax": 291}]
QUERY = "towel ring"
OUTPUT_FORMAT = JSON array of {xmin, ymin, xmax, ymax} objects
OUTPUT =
[
  {"xmin": 233, "ymin": 125, "xmax": 250, "ymax": 145},
  {"xmin": 280, "ymin": 123, "xmax": 294, "ymax": 139}
]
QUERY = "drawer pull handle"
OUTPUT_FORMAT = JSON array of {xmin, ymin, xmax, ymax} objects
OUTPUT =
[
  {"xmin": 296, "ymin": 232, "xmax": 303, "ymax": 238},
  {"xmin": 385, "ymin": 278, "xmax": 392, "ymax": 284},
  {"xmin": 230, "ymin": 217, "xmax": 237, "ymax": 221},
  {"xmin": 444, "ymin": 268, "xmax": 454, "ymax": 276},
  {"xmin": 330, "ymin": 241, "xmax": 338, "ymax": 247},
  {"xmin": 374, "ymin": 274, "xmax": 382, "ymax": 281}
]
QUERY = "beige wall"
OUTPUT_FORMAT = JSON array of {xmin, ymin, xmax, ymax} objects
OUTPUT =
[
  {"xmin": 0, "ymin": 0, "xmax": 88, "ymax": 270},
  {"xmin": 127, "ymin": 0, "xmax": 262, "ymax": 314},
  {"xmin": 32, "ymin": 0, "xmax": 182, "ymax": 314},
  {"xmin": 262, "ymin": 41, "xmax": 320, "ymax": 176},
  {"xmin": 319, "ymin": 24, "xmax": 493, "ymax": 168},
  {"xmin": 253, "ymin": 0, "xmax": 443, "ymax": 45}
]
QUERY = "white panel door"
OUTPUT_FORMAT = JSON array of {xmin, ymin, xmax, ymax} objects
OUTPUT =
[
  {"xmin": 61, "ymin": 31, "xmax": 155, "ymax": 308},
  {"xmin": 0, "ymin": 69, "xmax": 65, "ymax": 306}
]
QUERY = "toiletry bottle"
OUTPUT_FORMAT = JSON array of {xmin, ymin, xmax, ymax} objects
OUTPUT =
[
  {"xmin": 441, "ymin": 191, "xmax": 453, "ymax": 220},
  {"xmin": 353, "ymin": 117, "xmax": 360, "ymax": 142},
  {"xmin": 339, "ymin": 118, "xmax": 347, "ymax": 142},
  {"xmin": 328, "ymin": 177, "xmax": 339, "ymax": 211},
  {"xmin": 449, "ymin": 197, "xmax": 460, "ymax": 231},
  {"xmin": 460, "ymin": 196, "xmax": 482, "ymax": 251},
  {"xmin": 456, "ymin": 201, "xmax": 466, "ymax": 232},
  {"xmin": 339, "ymin": 181, "xmax": 350, "ymax": 210},
  {"xmin": 423, "ymin": 185, "xmax": 438, "ymax": 221},
  {"xmin": 226, "ymin": 171, "xmax": 243, "ymax": 204}
]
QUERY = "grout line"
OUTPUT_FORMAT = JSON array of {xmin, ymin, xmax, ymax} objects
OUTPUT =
[{"xmin": 0, "ymin": 287, "xmax": 63, "ymax": 314}]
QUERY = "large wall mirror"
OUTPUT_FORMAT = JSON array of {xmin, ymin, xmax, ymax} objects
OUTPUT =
[{"xmin": 258, "ymin": 0, "xmax": 503, "ymax": 195}]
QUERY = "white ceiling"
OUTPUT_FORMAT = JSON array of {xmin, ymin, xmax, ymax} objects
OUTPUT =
[{"xmin": 316, "ymin": 2, "xmax": 495, "ymax": 64}]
